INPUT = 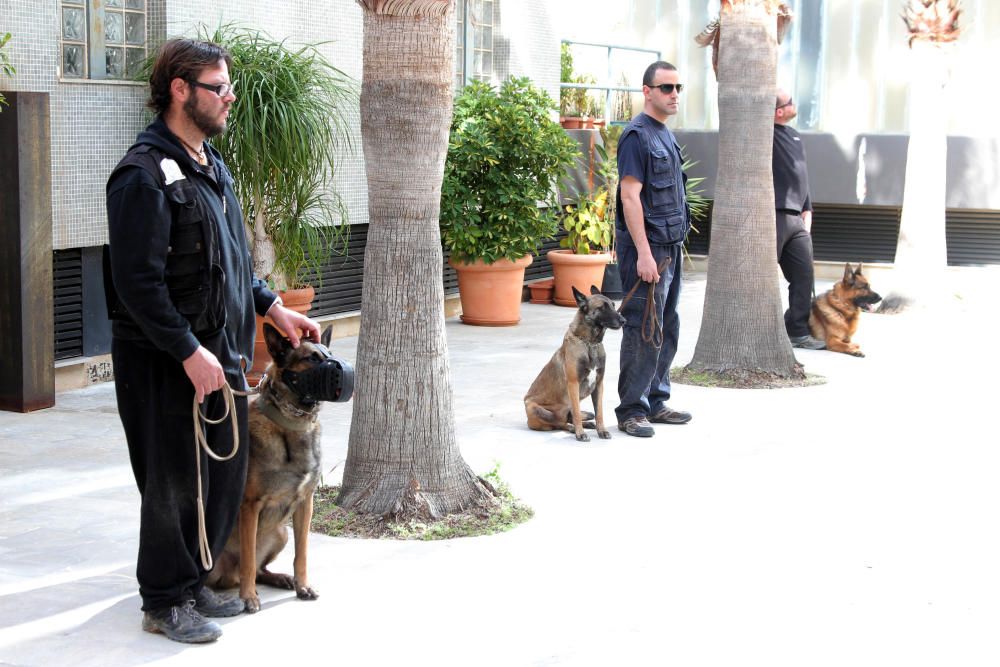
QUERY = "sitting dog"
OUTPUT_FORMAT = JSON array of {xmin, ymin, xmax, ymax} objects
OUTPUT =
[
  {"xmin": 809, "ymin": 262, "xmax": 882, "ymax": 357},
  {"xmin": 205, "ymin": 323, "xmax": 352, "ymax": 613},
  {"xmin": 524, "ymin": 286, "xmax": 626, "ymax": 441}
]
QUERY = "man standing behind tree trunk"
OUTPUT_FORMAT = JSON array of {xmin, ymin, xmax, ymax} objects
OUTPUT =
[
  {"xmin": 772, "ymin": 87, "xmax": 825, "ymax": 350},
  {"xmin": 613, "ymin": 61, "xmax": 693, "ymax": 438}
]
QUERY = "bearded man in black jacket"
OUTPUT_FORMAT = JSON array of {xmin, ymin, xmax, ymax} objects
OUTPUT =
[{"xmin": 106, "ymin": 38, "xmax": 320, "ymax": 643}]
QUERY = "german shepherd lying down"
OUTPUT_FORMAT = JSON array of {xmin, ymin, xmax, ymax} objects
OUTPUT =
[
  {"xmin": 205, "ymin": 324, "xmax": 329, "ymax": 613},
  {"xmin": 809, "ymin": 263, "xmax": 882, "ymax": 357},
  {"xmin": 524, "ymin": 286, "xmax": 626, "ymax": 441}
]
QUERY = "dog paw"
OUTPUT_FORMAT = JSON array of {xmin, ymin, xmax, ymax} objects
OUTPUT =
[
  {"xmin": 296, "ymin": 586, "xmax": 319, "ymax": 601},
  {"xmin": 575, "ymin": 432, "xmax": 590, "ymax": 442},
  {"xmin": 597, "ymin": 430, "xmax": 611, "ymax": 439},
  {"xmin": 243, "ymin": 595, "xmax": 262, "ymax": 614},
  {"xmin": 850, "ymin": 350, "xmax": 865, "ymax": 357},
  {"xmin": 260, "ymin": 572, "xmax": 295, "ymax": 590}
]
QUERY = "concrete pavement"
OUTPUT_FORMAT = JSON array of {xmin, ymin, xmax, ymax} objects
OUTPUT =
[{"xmin": 1, "ymin": 267, "xmax": 999, "ymax": 666}]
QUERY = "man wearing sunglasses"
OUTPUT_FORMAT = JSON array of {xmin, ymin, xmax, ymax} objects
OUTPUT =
[
  {"xmin": 772, "ymin": 88, "xmax": 825, "ymax": 350},
  {"xmin": 105, "ymin": 38, "xmax": 320, "ymax": 643},
  {"xmin": 613, "ymin": 61, "xmax": 693, "ymax": 438}
]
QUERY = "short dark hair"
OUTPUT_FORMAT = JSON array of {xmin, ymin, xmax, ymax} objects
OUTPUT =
[
  {"xmin": 147, "ymin": 38, "xmax": 232, "ymax": 115},
  {"xmin": 642, "ymin": 61, "xmax": 677, "ymax": 87}
]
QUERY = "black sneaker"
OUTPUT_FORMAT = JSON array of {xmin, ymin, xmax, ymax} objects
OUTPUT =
[
  {"xmin": 194, "ymin": 586, "xmax": 245, "ymax": 617},
  {"xmin": 142, "ymin": 601, "xmax": 222, "ymax": 643},
  {"xmin": 649, "ymin": 406, "xmax": 692, "ymax": 425},
  {"xmin": 618, "ymin": 416, "xmax": 655, "ymax": 438},
  {"xmin": 789, "ymin": 334, "xmax": 826, "ymax": 350}
]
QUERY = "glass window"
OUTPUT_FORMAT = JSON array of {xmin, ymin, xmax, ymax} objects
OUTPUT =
[
  {"xmin": 59, "ymin": 0, "xmax": 147, "ymax": 80},
  {"xmin": 454, "ymin": 0, "xmax": 494, "ymax": 90}
]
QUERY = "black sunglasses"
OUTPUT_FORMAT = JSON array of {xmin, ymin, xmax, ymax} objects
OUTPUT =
[
  {"xmin": 187, "ymin": 79, "xmax": 235, "ymax": 98},
  {"xmin": 776, "ymin": 97, "xmax": 794, "ymax": 109},
  {"xmin": 650, "ymin": 83, "xmax": 683, "ymax": 94}
]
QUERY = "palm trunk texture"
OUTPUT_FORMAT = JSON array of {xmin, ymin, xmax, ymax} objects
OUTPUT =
[
  {"xmin": 338, "ymin": 0, "xmax": 493, "ymax": 518},
  {"xmin": 880, "ymin": 39, "xmax": 952, "ymax": 312},
  {"xmin": 689, "ymin": 1, "xmax": 800, "ymax": 378}
]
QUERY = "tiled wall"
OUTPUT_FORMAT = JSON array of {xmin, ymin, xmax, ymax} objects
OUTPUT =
[
  {"xmin": 2, "ymin": 0, "xmax": 557, "ymax": 251},
  {"xmin": 495, "ymin": 0, "xmax": 559, "ymax": 101}
]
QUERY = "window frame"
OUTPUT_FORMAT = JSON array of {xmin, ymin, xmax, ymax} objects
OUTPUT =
[{"xmin": 59, "ymin": 0, "xmax": 148, "ymax": 81}]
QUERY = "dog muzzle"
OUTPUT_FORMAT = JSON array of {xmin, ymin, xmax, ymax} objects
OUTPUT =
[{"xmin": 282, "ymin": 344, "xmax": 355, "ymax": 404}]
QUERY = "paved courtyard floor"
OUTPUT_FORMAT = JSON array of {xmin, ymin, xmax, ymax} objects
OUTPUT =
[{"xmin": 1, "ymin": 268, "xmax": 998, "ymax": 666}]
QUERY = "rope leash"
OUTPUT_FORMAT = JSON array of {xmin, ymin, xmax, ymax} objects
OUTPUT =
[
  {"xmin": 192, "ymin": 381, "xmax": 259, "ymax": 570},
  {"xmin": 616, "ymin": 256, "xmax": 672, "ymax": 349}
]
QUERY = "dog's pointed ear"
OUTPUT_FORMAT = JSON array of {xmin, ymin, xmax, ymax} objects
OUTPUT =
[
  {"xmin": 590, "ymin": 284, "xmax": 601, "ymax": 296},
  {"xmin": 855, "ymin": 262, "xmax": 864, "ymax": 277},
  {"xmin": 321, "ymin": 325, "xmax": 332, "ymax": 347},
  {"xmin": 263, "ymin": 323, "xmax": 293, "ymax": 366},
  {"xmin": 573, "ymin": 286, "xmax": 588, "ymax": 308},
  {"xmin": 843, "ymin": 263, "xmax": 853, "ymax": 283}
]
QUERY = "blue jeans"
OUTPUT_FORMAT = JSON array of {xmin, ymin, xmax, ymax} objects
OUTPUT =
[{"xmin": 615, "ymin": 242, "xmax": 683, "ymax": 423}]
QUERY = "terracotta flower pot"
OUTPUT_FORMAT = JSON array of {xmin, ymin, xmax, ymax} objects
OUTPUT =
[
  {"xmin": 560, "ymin": 117, "xmax": 584, "ymax": 130},
  {"xmin": 527, "ymin": 278, "xmax": 555, "ymax": 304},
  {"xmin": 547, "ymin": 249, "xmax": 612, "ymax": 307},
  {"xmin": 449, "ymin": 255, "xmax": 533, "ymax": 326},
  {"xmin": 247, "ymin": 285, "xmax": 315, "ymax": 385}
]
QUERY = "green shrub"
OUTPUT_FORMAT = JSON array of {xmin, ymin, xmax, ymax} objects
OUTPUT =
[{"xmin": 440, "ymin": 77, "xmax": 579, "ymax": 264}]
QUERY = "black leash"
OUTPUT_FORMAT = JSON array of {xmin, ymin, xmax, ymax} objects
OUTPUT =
[{"xmin": 616, "ymin": 256, "xmax": 672, "ymax": 349}]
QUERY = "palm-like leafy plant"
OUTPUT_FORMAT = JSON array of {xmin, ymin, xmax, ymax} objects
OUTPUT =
[{"xmin": 201, "ymin": 25, "xmax": 357, "ymax": 289}]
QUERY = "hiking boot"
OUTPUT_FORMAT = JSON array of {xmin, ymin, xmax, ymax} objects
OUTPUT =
[
  {"xmin": 789, "ymin": 334, "xmax": 826, "ymax": 350},
  {"xmin": 649, "ymin": 406, "xmax": 692, "ymax": 425},
  {"xmin": 142, "ymin": 601, "xmax": 222, "ymax": 643},
  {"xmin": 618, "ymin": 416, "xmax": 655, "ymax": 438},
  {"xmin": 194, "ymin": 586, "xmax": 245, "ymax": 617}
]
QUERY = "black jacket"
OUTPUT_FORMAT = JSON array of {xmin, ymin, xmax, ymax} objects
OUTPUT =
[
  {"xmin": 772, "ymin": 123, "xmax": 813, "ymax": 214},
  {"xmin": 106, "ymin": 117, "xmax": 276, "ymax": 381}
]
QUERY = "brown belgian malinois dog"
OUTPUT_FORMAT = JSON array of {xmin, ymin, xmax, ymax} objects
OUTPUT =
[
  {"xmin": 809, "ymin": 262, "xmax": 882, "ymax": 357},
  {"xmin": 206, "ymin": 324, "xmax": 344, "ymax": 613},
  {"xmin": 524, "ymin": 286, "xmax": 626, "ymax": 441}
]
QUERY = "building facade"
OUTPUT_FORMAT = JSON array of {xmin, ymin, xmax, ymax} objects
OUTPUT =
[{"xmin": 0, "ymin": 0, "xmax": 559, "ymax": 381}]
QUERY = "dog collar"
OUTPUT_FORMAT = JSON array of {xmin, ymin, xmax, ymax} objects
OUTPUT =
[{"xmin": 255, "ymin": 392, "xmax": 317, "ymax": 432}]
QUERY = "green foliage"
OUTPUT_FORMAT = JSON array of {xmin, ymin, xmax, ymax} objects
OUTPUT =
[
  {"xmin": 682, "ymin": 151, "xmax": 710, "ymax": 225},
  {"xmin": 560, "ymin": 188, "xmax": 612, "ymax": 254},
  {"xmin": 559, "ymin": 42, "xmax": 574, "ymax": 115},
  {"xmin": 0, "ymin": 33, "xmax": 16, "ymax": 110},
  {"xmin": 441, "ymin": 77, "xmax": 580, "ymax": 264},
  {"xmin": 200, "ymin": 24, "xmax": 357, "ymax": 289}
]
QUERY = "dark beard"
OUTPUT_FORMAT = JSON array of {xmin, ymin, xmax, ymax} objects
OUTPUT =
[{"xmin": 183, "ymin": 93, "xmax": 226, "ymax": 138}]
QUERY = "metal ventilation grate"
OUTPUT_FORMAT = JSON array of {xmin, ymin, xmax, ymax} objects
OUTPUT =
[
  {"xmin": 53, "ymin": 249, "xmax": 84, "ymax": 360},
  {"xmin": 947, "ymin": 209, "xmax": 1000, "ymax": 266}
]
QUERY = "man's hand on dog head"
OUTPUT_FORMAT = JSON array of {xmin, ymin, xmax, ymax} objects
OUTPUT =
[
  {"xmin": 268, "ymin": 305, "xmax": 321, "ymax": 348},
  {"xmin": 183, "ymin": 346, "xmax": 227, "ymax": 404}
]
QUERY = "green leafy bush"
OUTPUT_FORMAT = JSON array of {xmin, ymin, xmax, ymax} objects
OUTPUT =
[
  {"xmin": 560, "ymin": 188, "xmax": 612, "ymax": 255},
  {"xmin": 440, "ymin": 77, "xmax": 579, "ymax": 264}
]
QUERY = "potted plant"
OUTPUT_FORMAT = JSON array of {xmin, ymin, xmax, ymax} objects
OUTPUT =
[
  {"xmin": 441, "ymin": 76, "xmax": 579, "ymax": 325},
  {"xmin": 559, "ymin": 43, "xmax": 593, "ymax": 130},
  {"xmin": 548, "ymin": 187, "xmax": 614, "ymax": 306},
  {"xmin": 203, "ymin": 25, "xmax": 356, "ymax": 377}
]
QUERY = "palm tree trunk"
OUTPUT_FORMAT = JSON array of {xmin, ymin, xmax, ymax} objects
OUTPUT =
[
  {"xmin": 251, "ymin": 193, "xmax": 276, "ymax": 284},
  {"xmin": 689, "ymin": 0, "xmax": 800, "ymax": 377},
  {"xmin": 880, "ymin": 39, "xmax": 952, "ymax": 312},
  {"xmin": 338, "ymin": 0, "xmax": 493, "ymax": 518}
]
